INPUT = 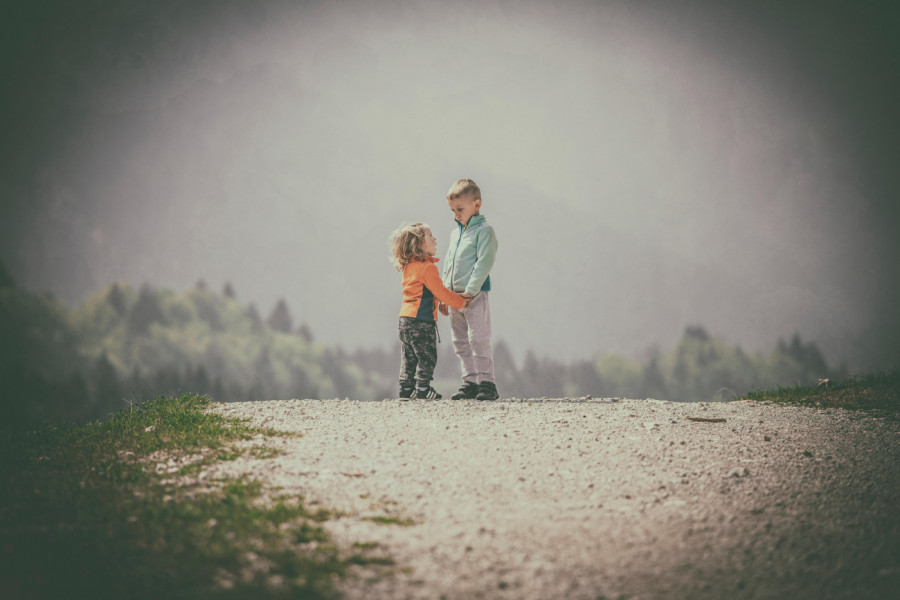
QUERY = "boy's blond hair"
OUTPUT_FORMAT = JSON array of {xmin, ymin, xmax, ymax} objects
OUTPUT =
[
  {"xmin": 446, "ymin": 178, "xmax": 481, "ymax": 201},
  {"xmin": 389, "ymin": 222, "xmax": 430, "ymax": 272}
]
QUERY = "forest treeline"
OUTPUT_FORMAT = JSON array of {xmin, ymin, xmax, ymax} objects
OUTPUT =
[{"xmin": 0, "ymin": 271, "xmax": 842, "ymax": 431}]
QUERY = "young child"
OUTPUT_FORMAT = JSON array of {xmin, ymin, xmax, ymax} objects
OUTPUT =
[
  {"xmin": 438, "ymin": 179, "xmax": 500, "ymax": 400},
  {"xmin": 389, "ymin": 222, "xmax": 469, "ymax": 399}
]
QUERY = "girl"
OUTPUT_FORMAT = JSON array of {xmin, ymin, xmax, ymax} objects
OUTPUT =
[{"xmin": 389, "ymin": 222, "xmax": 469, "ymax": 399}]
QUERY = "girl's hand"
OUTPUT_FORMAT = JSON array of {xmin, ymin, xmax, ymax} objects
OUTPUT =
[{"xmin": 438, "ymin": 302, "xmax": 449, "ymax": 316}]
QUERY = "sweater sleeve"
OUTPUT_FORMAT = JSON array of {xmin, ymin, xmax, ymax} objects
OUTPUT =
[
  {"xmin": 465, "ymin": 225, "xmax": 498, "ymax": 296},
  {"xmin": 423, "ymin": 262, "xmax": 467, "ymax": 310}
]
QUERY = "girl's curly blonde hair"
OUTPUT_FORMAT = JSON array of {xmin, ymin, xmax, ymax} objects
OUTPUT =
[{"xmin": 389, "ymin": 222, "xmax": 430, "ymax": 271}]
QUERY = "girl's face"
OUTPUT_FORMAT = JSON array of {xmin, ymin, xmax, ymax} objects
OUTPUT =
[{"xmin": 421, "ymin": 227, "xmax": 437, "ymax": 256}]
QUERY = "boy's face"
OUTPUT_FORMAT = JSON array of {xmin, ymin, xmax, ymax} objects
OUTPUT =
[
  {"xmin": 448, "ymin": 194, "xmax": 481, "ymax": 226},
  {"xmin": 421, "ymin": 227, "xmax": 437, "ymax": 256}
]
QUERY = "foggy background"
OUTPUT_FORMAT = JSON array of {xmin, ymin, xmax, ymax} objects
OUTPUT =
[{"xmin": 2, "ymin": 0, "xmax": 898, "ymax": 372}]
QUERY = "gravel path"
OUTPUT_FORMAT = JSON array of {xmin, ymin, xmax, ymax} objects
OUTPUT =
[{"xmin": 210, "ymin": 397, "xmax": 900, "ymax": 599}]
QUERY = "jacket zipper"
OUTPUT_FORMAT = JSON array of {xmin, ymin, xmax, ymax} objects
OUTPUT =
[{"xmin": 450, "ymin": 220, "xmax": 464, "ymax": 291}]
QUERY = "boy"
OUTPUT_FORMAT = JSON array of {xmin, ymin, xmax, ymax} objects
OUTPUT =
[{"xmin": 438, "ymin": 179, "xmax": 500, "ymax": 400}]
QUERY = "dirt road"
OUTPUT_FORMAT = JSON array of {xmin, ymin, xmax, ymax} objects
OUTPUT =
[{"xmin": 211, "ymin": 397, "xmax": 900, "ymax": 599}]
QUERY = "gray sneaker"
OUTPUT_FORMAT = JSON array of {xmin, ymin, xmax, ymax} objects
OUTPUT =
[
  {"xmin": 475, "ymin": 381, "xmax": 499, "ymax": 401},
  {"xmin": 451, "ymin": 382, "xmax": 479, "ymax": 400}
]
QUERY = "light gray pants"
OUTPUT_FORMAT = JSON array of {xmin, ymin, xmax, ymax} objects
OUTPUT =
[{"xmin": 448, "ymin": 292, "xmax": 494, "ymax": 384}]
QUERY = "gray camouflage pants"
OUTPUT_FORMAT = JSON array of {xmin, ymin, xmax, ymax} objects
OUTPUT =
[{"xmin": 398, "ymin": 317, "xmax": 437, "ymax": 390}]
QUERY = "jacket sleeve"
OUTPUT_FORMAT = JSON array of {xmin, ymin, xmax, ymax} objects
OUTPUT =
[
  {"xmin": 465, "ymin": 225, "xmax": 498, "ymax": 295},
  {"xmin": 423, "ymin": 263, "xmax": 467, "ymax": 310}
]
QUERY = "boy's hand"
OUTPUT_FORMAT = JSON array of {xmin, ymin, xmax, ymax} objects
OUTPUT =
[
  {"xmin": 438, "ymin": 302, "xmax": 449, "ymax": 316},
  {"xmin": 460, "ymin": 293, "xmax": 473, "ymax": 308}
]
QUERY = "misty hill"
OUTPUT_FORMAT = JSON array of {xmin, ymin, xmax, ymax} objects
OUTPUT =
[{"xmin": 1, "ymin": 272, "xmax": 841, "ymax": 431}]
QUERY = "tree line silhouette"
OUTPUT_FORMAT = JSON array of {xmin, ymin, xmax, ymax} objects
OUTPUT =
[{"xmin": 0, "ymin": 267, "xmax": 841, "ymax": 432}]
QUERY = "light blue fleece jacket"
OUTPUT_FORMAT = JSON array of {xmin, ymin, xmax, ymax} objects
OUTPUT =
[{"xmin": 441, "ymin": 214, "xmax": 498, "ymax": 296}]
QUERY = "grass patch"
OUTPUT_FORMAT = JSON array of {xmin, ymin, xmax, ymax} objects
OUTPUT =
[
  {"xmin": 0, "ymin": 394, "xmax": 387, "ymax": 599},
  {"xmin": 352, "ymin": 541, "xmax": 381, "ymax": 551},
  {"xmin": 742, "ymin": 370, "xmax": 900, "ymax": 413},
  {"xmin": 363, "ymin": 516, "xmax": 418, "ymax": 527}
]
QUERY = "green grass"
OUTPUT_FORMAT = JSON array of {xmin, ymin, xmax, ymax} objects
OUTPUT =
[
  {"xmin": 0, "ymin": 394, "xmax": 390, "ymax": 600},
  {"xmin": 363, "ymin": 516, "xmax": 418, "ymax": 527},
  {"xmin": 741, "ymin": 370, "xmax": 900, "ymax": 413}
]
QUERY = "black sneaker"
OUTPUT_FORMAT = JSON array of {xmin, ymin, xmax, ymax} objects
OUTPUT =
[
  {"xmin": 414, "ymin": 386, "xmax": 441, "ymax": 399},
  {"xmin": 451, "ymin": 382, "xmax": 479, "ymax": 400},
  {"xmin": 475, "ymin": 381, "xmax": 499, "ymax": 401},
  {"xmin": 399, "ymin": 383, "xmax": 415, "ymax": 399}
]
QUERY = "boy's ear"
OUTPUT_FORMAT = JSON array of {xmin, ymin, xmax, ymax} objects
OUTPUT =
[{"xmin": 475, "ymin": 197, "xmax": 482, "ymax": 211}]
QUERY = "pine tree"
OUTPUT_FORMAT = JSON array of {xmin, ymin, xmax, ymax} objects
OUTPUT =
[
  {"xmin": 246, "ymin": 303, "xmax": 263, "ymax": 331},
  {"xmin": 321, "ymin": 348, "xmax": 354, "ymax": 398},
  {"xmin": 639, "ymin": 355, "xmax": 667, "ymax": 400},
  {"xmin": 290, "ymin": 364, "xmax": 318, "ymax": 399},
  {"xmin": 297, "ymin": 322, "xmax": 314, "ymax": 342},
  {"xmin": 568, "ymin": 360, "xmax": 603, "ymax": 397},
  {"xmin": 91, "ymin": 353, "xmax": 121, "ymax": 413},
  {"xmin": 106, "ymin": 283, "xmax": 128, "ymax": 315},
  {"xmin": 129, "ymin": 285, "xmax": 164, "ymax": 335},
  {"xmin": 267, "ymin": 299, "xmax": 293, "ymax": 333},
  {"xmin": 193, "ymin": 290, "xmax": 224, "ymax": 331},
  {"xmin": 492, "ymin": 340, "xmax": 520, "ymax": 396},
  {"xmin": 253, "ymin": 346, "xmax": 277, "ymax": 399}
]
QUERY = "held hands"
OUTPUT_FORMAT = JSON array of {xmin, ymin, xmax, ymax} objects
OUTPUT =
[{"xmin": 440, "ymin": 293, "xmax": 473, "ymax": 315}]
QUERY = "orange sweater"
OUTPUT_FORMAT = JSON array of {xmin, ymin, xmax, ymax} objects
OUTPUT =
[{"xmin": 399, "ymin": 257, "xmax": 467, "ymax": 321}]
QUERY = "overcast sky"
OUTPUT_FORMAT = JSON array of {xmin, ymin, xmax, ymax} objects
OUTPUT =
[{"xmin": 2, "ymin": 0, "xmax": 898, "ymax": 370}]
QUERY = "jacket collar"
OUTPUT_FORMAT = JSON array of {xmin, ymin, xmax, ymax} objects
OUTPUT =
[{"xmin": 456, "ymin": 214, "xmax": 485, "ymax": 230}]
